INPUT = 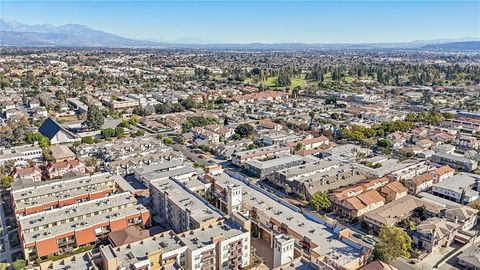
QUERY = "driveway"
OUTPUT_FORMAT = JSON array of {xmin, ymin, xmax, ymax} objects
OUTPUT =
[{"xmin": 0, "ymin": 192, "xmax": 22, "ymax": 267}]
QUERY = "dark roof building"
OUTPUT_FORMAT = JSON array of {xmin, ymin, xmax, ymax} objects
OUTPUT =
[{"xmin": 38, "ymin": 117, "xmax": 80, "ymax": 144}]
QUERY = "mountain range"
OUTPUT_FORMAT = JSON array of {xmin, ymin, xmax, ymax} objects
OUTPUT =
[{"xmin": 1, "ymin": 19, "xmax": 479, "ymax": 50}]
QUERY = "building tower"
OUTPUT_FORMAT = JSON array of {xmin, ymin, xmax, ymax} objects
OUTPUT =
[
  {"xmin": 226, "ymin": 184, "xmax": 242, "ymax": 213},
  {"xmin": 273, "ymin": 234, "xmax": 294, "ymax": 267}
]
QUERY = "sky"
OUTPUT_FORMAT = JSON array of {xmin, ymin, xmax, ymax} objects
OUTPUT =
[{"xmin": 1, "ymin": 0, "xmax": 479, "ymax": 44}]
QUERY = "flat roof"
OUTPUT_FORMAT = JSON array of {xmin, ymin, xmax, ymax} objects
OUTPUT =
[
  {"xmin": 150, "ymin": 179, "xmax": 222, "ymax": 224},
  {"xmin": 206, "ymin": 172, "xmax": 363, "ymax": 265},
  {"xmin": 278, "ymin": 158, "xmax": 341, "ymax": 180},
  {"xmin": 245, "ymin": 153, "xmax": 304, "ymax": 170},
  {"xmin": 432, "ymin": 173, "xmax": 480, "ymax": 198},
  {"xmin": 20, "ymin": 192, "xmax": 148, "ymax": 244},
  {"xmin": 12, "ymin": 172, "xmax": 119, "ymax": 210},
  {"xmin": 177, "ymin": 219, "xmax": 247, "ymax": 250},
  {"xmin": 101, "ymin": 230, "xmax": 185, "ymax": 269}
]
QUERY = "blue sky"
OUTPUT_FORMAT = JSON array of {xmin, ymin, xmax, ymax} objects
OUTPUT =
[{"xmin": 1, "ymin": 1, "xmax": 479, "ymax": 43}]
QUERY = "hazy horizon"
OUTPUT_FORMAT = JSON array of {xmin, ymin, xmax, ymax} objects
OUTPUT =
[{"xmin": 1, "ymin": 1, "xmax": 479, "ymax": 44}]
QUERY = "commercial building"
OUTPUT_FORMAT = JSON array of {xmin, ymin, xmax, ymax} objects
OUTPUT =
[
  {"xmin": 18, "ymin": 192, "xmax": 150, "ymax": 261},
  {"xmin": 202, "ymin": 171, "xmax": 371, "ymax": 270}
]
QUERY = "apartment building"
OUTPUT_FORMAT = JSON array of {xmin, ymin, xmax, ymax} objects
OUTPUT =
[
  {"xmin": 363, "ymin": 195, "xmax": 444, "ymax": 232},
  {"xmin": 178, "ymin": 220, "xmax": 250, "ymax": 270},
  {"xmin": 431, "ymin": 152, "xmax": 478, "ymax": 172},
  {"xmin": 329, "ymin": 178, "xmax": 390, "ymax": 219},
  {"xmin": 231, "ymin": 145, "xmax": 290, "ymax": 166},
  {"xmin": 409, "ymin": 172, "xmax": 436, "ymax": 195},
  {"xmin": 330, "ymin": 190, "xmax": 385, "ymax": 219},
  {"xmin": 281, "ymin": 163, "xmax": 367, "ymax": 200},
  {"xmin": 18, "ymin": 192, "xmax": 150, "ymax": 261},
  {"xmin": 100, "ymin": 219, "xmax": 250, "ymax": 270},
  {"xmin": 101, "ymin": 97, "xmax": 140, "ymax": 110},
  {"xmin": 0, "ymin": 145, "xmax": 43, "ymax": 165},
  {"xmin": 244, "ymin": 153, "xmax": 304, "ymax": 178},
  {"xmin": 133, "ymin": 160, "xmax": 197, "ymax": 187},
  {"xmin": 202, "ymin": 171, "xmax": 370, "ymax": 270},
  {"xmin": 432, "ymin": 173, "xmax": 480, "ymax": 204},
  {"xmin": 409, "ymin": 165, "xmax": 454, "ymax": 195},
  {"xmin": 149, "ymin": 178, "xmax": 222, "ymax": 233},
  {"xmin": 458, "ymin": 243, "xmax": 480, "ymax": 269},
  {"xmin": 11, "ymin": 173, "xmax": 122, "ymax": 216},
  {"xmin": 379, "ymin": 181, "xmax": 408, "ymax": 202}
]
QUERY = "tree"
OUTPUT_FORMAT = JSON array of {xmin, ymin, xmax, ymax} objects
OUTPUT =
[
  {"xmin": 12, "ymin": 259, "xmax": 26, "ymax": 270},
  {"xmin": 277, "ymin": 71, "xmax": 291, "ymax": 87},
  {"xmin": 1, "ymin": 176, "xmax": 13, "ymax": 188},
  {"xmin": 81, "ymin": 136, "xmax": 94, "ymax": 144},
  {"xmin": 234, "ymin": 124, "xmax": 254, "ymax": 138},
  {"xmin": 101, "ymin": 128, "xmax": 116, "ymax": 138},
  {"xmin": 25, "ymin": 132, "xmax": 50, "ymax": 149},
  {"xmin": 114, "ymin": 127, "xmax": 125, "ymax": 137},
  {"xmin": 85, "ymin": 105, "xmax": 104, "ymax": 130},
  {"xmin": 374, "ymin": 226, "xmax": 412, "ymax": 263},
  {"xmin": 132, "ymin": 129, "xmax": 145, "ymax": 137},
  {"xmin": 294, "ymin": 142, "xmax": 305, "ymax": 152},
  {"xmin": 377, "ymin": 139, "xmax": 393, "ymax": 149},
  {"xmin": 309, "ymin": 192, "xmax": 331, "ymax": 211},
  {"xmin": 163, "ymin": 137, "xmax": 174, "ymax": 145},
  {"xmin": 292, "ymin": 86, "xmax": 301, "ymax": 99}
]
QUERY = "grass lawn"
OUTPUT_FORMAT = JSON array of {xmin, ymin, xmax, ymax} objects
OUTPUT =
[
  {"xmin": 262, "ymin": 76, "xmax": 278, "ymax": 87},
  {"xmin": 291, "ymin": 77, "xmax": 307, "ymax": 88}
]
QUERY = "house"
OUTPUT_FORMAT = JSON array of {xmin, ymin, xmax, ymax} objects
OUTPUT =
[
  {"xmin": 191, "ymin": 127, "xmax": 220, "ymax": 144},
  {"xmin": 259, "ymin": 119, "xmax": 282, "ymax": 131},
  {"xmin": 455, "ymin": 136, "xmax": 480, "ymax": 150},
  {"xmin": 46, "ymin": 159, "xmax": 86, "ymax": 179},
  {"xmin": 380, "ymin": 181, "xmax": 408, "ymax": 202},
  {"xmin": 458, "ymin": 243, "xmax": 480, "ymax": 269},
  {"xmin": 38, "ymin": 117, "xmax": 80, "ymax": 144},
  {"xmin": 412, "ymin": 218, "xmax": 459, "ymax": 253},
  {"xmin": 11, "ymin": 166, "xmax": 42, "ymax": 182},
  {"xmin": 442, "ymin": 206, "xmax": 478, "ymax": 231},
  {"xmin": 49, "ymin": 144, "xmax": 76, "ymax": 162}
]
